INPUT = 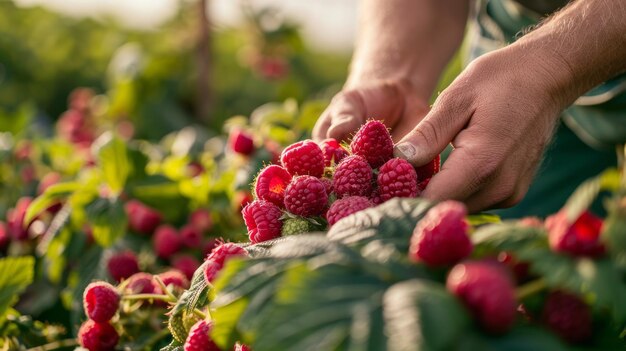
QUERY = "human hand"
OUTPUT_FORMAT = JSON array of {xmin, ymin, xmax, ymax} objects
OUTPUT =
[
  {"xmin": 312, "ymin": 79, "xmax": 430, "ymax": 143},
  {"xmin": 394, "ymin": 46, "xmax": 573, "ymax": 212}
]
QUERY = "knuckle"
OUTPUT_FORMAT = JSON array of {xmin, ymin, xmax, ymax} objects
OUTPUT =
[{"xmin": 415, "ymin": 118, "xmax": 441, "ymax": 148}]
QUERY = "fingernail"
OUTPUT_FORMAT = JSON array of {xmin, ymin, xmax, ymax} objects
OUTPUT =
[{"xmin": 394, "ymin": 142, "xmax": 416, "ymax": 159}]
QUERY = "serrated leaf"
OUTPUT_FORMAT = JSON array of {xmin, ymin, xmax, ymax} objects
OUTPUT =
[
  {"xmin": 96, "ymin": 133, "xmax": 130, "ymax": 194},
  {"xmin": 0, "ymin": 256, "xmax": 35, "ymax": 323},
  {"xmin": 86, "ymin": 197, "xmax": 127, "ymax": 247},
  {"xmin": 160, "ymin": 339, "xmax": 184, "ymax": 351},
  {"xmin": 383, "ymin": 280, "xmax": 470, "ymax": 351},
  {"xmin": 327, "ymin": 198, "xmax": 433, "ymax": 252},
  {"xmin": 24, "ymin": 182, "xmax": 80, "ymax": 224}
]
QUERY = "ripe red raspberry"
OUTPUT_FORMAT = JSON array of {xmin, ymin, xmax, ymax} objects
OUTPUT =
[
  {"xmin": 107, "ymin": 251, "xmax": 139, "ymax": 282},
  {"xmin": 125, "ymin": 200, "xmax": 162, "ymax": 235},
  {"xmin": 189, "ymin": 208, "xmax": 213, "ymax": 233},
  {"xmin": 415, "ymin": 154, "xmax": 441, "ymax": 181},
  {"xmin": 320, "ymin": 178, "xmax": 333, "ymax": 195},
  {"xmin": 545, "ymin": 210, "xmax": 605, "ymax": 257},
  {"xmin": 242, "ymin": 200, "xmax": 283, "ymax": 243},
  {"xmin": 153, "ymin": 225, "xmax": 182, "ymax": 259},
  {"xmin": 377, "ymin": 158, "xmax": 419, "ymax": 202},
  {"xmin": 417, "ymin": 178, "xmax": 430, "ymax": 193},
  {"xmin": 541, "ymin": 291, "xmax": 592, "ymax": 343},
  {"xmin": 172, "ymin": 255, "xmax": 201, "ymax": 281},
  {"xmin": 284, "ymin": 176, "xmax": 329, "ymax": 217},
  {"xmin": 333, "ymin": 155, "xmax": 373, "ymax": 198},
  {"xmin": 180, "ymin": 224, "xmax": 203, "ymax": 248},
  {"xmin": 447, "ymin": 261, "xmax": 517, "ymax": 334},
  {"xmin": 497, "ymin": 252, "xmax": 531, "ymax": 284},
  {"xmin": 280, "ymin": 140, "xmax": 325, "ymax": 177},
  {"xmin": 0, "ymin": 222, "xmax": 8, "ymax": 250},
  {"xmin": 409, "ymin": 201, "xmax": 472, "ymax": 266},
  {"xmin": 254, "ymin": 165, "xmax": 292, "ymax": 207},
  {"xmin": 7, "ymin": 197, "xmax": 33, "ymax": 241},
  {"xmin": 158, "ymin": 269, "xmax": 190, "ymax": 289},
  {"xmin": 319, "ymin": 138, "xmax": 349, "ymax": 167},
  {"xmin": 184, "ymin": 320, "xmax": 220, "ymax": 351},
  {"xmin": 229, "ymin": 128, "xmax": 255, "ymax": 156},
  {"xmin": 78, "ymin": 320, "xmax": 119, "ymax": 351},
  {"xmin": 326, "ymin": 196, "xmax": 373, "ymax": 226},
  {"xmin": 370, "ymin": 189, "xmax": 383, "ymax": 205},
  {"xmin": 125, "ymin": 272, "xmax": 157, "ymax": 294},
  {"xmin": 83, "ymin": 282, "xmax": 120, "ymax": 323},
  {"xmin": 203, "ymin": 243, "xmax": 247, "ymax": 284},
  {"xmin": 350, "ymin": 120, "xmax": 393, "ymax": 168}
]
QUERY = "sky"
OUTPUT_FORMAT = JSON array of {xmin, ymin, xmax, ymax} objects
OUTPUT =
[{"xmin": 13, "ymin": 0, "xmax": 358, "ymax": 53}]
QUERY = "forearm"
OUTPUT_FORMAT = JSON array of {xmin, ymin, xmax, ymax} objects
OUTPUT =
[
  {"xmin": 514, "ymin": 0, "xmax": 626, "ymax": 107},
  {"xmin": 347, "ymin": 0, "xmax": 469, "ymax": 100}
]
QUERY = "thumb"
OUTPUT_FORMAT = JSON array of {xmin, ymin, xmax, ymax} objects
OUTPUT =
[{"xmin": 394, "ymin": 89, "xmax": 471, "ymax": 166}]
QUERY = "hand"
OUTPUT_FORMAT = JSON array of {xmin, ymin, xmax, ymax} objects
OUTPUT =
[
  {"xmin": 312, "ymin": 79, "xmax": 430, "ymax": 143},
  {"xmin": 394, "ymin": 46, "xmax": 571, "ymax": 212}
]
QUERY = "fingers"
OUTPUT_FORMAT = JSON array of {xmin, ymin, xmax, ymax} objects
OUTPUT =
[{"xmin": 394, "ymin": 88, "xmax": 472, "ymax": 167}]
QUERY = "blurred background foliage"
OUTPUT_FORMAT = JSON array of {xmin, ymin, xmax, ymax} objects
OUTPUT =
[{"xmin": 0, "ymin": 0, "xmax": 350, "ymax": 140}]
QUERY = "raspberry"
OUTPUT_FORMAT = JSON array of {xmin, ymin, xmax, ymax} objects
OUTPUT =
[
  {"xmin": 320, "ymin": 177, "xmax": 333, "ymax": 195},
  {"xmin": 545, "ymin": 210, "xmax": 605, "ymax": 257},
  {"xmin": 497, "ymin": 252, "xmax": 531, "ymax": 284},
  {"xmin": 153, "ymin": 225, "xmax": 182, "ymax": 259},
  {"xmin": 254, "ymin": 165, "xmax": 292, "ymax": 207},
  {"xmin": 284, "ymin": 176, "xmax": 328, "ymax": 216},
  {"xmin": 409, "ymin": 201, "xmax": 472, "ymax": 266},
  {"xmin": 172, "ymin": 255, "xmax": 201, "ymax": 281},
  {"xmin": 7, "ymin": 197, "xmax": 33, "ymax": 241},
  {"xmin": 242, "ymin": 200, "xmax": 283, "ymax": 243},
  {"xmin": 377, "ymin": 158, "xmax": 419, "ymax": 202},
  {"xmin": 184, "ymin": 320, "xmax": 220, "ymax": 351},
  {"xmin": 204, "ymin": 243, "xmax": 247, "ymax": 283},
  {"xmin": 0, "ymin": 222, "xmax": 8, "ymax": 250},
  {"xmin": 541, "ymin": 291, "xmax": 592, "ymax": 343},
  {"xmin": 415, "ymin": 154, "xmax": 441, "ymax": 181},
  {"xmin": 107, "ymin": 251, "xmax": 139, "ymax": 282},
  {"xmin": 320, "ymin": 138, "xmax": 349, "ymax": 167},
  {"xmin": 281, "ymin": 218, "xmax": 311, "ymax": 236},
  {"xmin": 350, "ymin": 120, "xmax": 393, "ymax": 168},
  {"xmin": 125, "ymin": 200, "xmax": 162, "ymax": 235},
  {"xmin": 326, "ymin": 196, "xmax": 373, "ymax": 226},
  {"xmin": 180, "ymin": 224, "xmax": 203, "ymax": 248},
  {"xmin": 332, "ymin": 155, "xmax": 373, "ymax": 198},
  {"xmin": 202, "ymin": 238, "xmax": 221, "ymax": 258},
  {"xmin": 447, "ymin": 261, "xmax": 517, "ymax": 334},
  {"xmin": 158, "ymin": 270, "xmax": 190, "ymax": 289},
  {"xmin": 78, "ymin": 320, "xmax": 119, "ymax": 351},
  {"xmin": 229, "ymin": 129, "xmax": 255, "ymax": 156},
  {"xmin": 189, "ymin": 208, "xmax": 213, "ymax": 233},
  {"xmin": 417, "ymin": 178, "xmax": 430, "ymax": 193},
  {"xmin": 125, "ymin": 273, "xmax": 157, "ymax": 294},
  {"xmin": 370, "ymin": 189, "xmax": 383, "ymax": 205},
  {"xmin": 280, "ymin": 140, "xmax": 325, "ymax": 177},
  {"xmin": 83, "ymin": 282, "xmax": 120, "ymax": 323}
]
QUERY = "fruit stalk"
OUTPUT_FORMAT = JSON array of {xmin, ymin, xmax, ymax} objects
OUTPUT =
[{"xmin": 515, "ymin": 278, "xmax": 547, "ymax": 300}]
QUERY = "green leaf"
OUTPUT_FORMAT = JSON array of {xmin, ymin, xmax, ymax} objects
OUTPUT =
[
  {"xmin": 95, "ymin": 133, "xmax": 131, "ymax": 194},
  {"xmin": 486, "ymin": 326, "xmax": 568, "ymax": 351},
  {"xmin": 0, "ymin": 256, "xmax": 35, "ymax": 323},
  {"xmin": 160, "ymin": 339, "xmax": 184, "ymax": 351},
  {"xmin": 467, "ymin": 213, "xmax": 501, "ymax": 227},
  {"xmin": 25, "ymin": 182, "xmax": 80, "ymax": 225},
  {"xmin": 327, "ymin": 198, "xmax": 433, "ymax": 252},
  {"xmin": 563, "ymin": 168, "xmax": 620, "ymax": 221},
  {"xmin": 86, "ymin": 197, "xmax": 127, "ymax": 247},
  {"xmin": 601, "ymin": 195, "xmax": 626, "ymax": 264},
  {"xmin": 383, "ymin": 280, "xmax": 470, "ymax": 351}
]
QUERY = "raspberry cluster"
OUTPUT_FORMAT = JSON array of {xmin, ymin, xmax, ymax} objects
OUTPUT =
[
  {"xmin": 243, "ymin": 120, "xmax": 441, "ymax": 242},
  {"xmin": 79, "ymin": 282, "xmax": 120, "ymax": 350}
]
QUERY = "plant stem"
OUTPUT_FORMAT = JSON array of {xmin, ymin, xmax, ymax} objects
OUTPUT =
[
  {"xmin": 122, "ymin": 294, "xmax": 176, "ymax": 303},
  {"xmin": 515, "ymin": 278, "xmax": 547, "ymax": 300},
  {"xmin": 26, "ymin": 339, "xmax": 78, "ymax": 351}
]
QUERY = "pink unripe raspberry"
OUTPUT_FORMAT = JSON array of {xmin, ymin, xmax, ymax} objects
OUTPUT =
[
  {"xmin": 280, "ymin": 140, "xmax": 325, "ymax": 177},
  {"xmin": 546, "ymin": 210, "xmax": 605, "ymax": 257},
  {"xmin": 284, "ymin": 176, "xmax": 328, "ymax": 217},
  {"xmin": 107, "ymin": 251, "xmax": 140, "ymax": 282},
  {"xmin": 125, "ymin": 200, "xmax": 162, "ymax": 235},
  {"xmin": 172, "ymin": 255, "xmax": 201, "ymax": 281},
  {"xmin": 332, "ymin": 155, "xmax": 373, "ymax": 198},
  {"xmin": 319, "ymin": 138, "xmax": 348, "ymax": 167},
  {"xmin": 153, "ymin": 225, "xmax": 182, "ymax": 259},
  {"xmin": 254, "ymin": 165, "xmax": 292, "ymax": 208},
  {"xmin": 350, "ymin": 120, "xmax": 393, "ymax": 168},
  {"xmin": 78, "ymin": 320, "xmax": 119, "ymax": 351},
  {"xmin": 83, "ymin": 282, "xmax": 120, "ymax": 323},
  {"xmin": 189, "ymin": 208, "xmax": 213, "ymax": 233},
  {"xmin": 326, "ymin": 196, "xmax": 373, "ymax": 226},
  {"xmin": 158, "ymin": 269, "xmax": 190, "ymax": 290},
  {"xmin": 184, "ymin": 320, "xmax": 220, "ymax": 351},
  {"xmin": 447, "ymin": 261, "xmax": 517, "ymax": 334},
  {"xmin": 125, "ymin": 272, "xmax": 157, "ymax": 294},
  {"xmin": 242, "ymin": 200, "xmax": 283, "ymax": 243},
  {"xmin": 377, "ymin": 158, "xmax": 419, "ymax": 202},
  {"xmin": 409, "ymin": 201, "xmax": 472, "ymax": 266}
]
